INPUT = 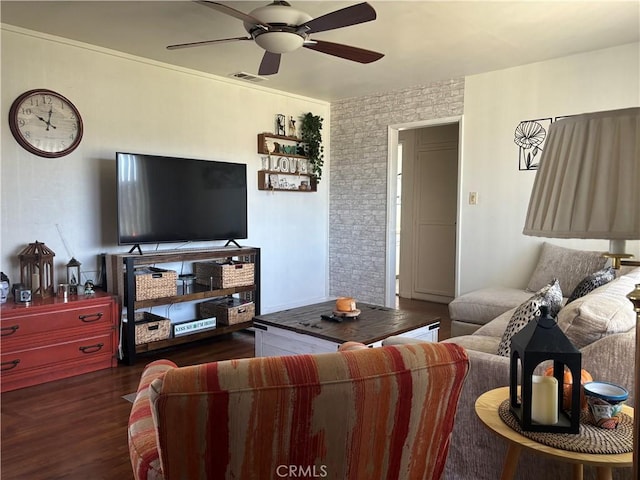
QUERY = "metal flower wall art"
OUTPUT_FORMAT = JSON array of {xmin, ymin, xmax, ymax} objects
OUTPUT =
[
  {"xmin": 514, "ymin": 118, "xmax": 551, "ymax": 170},
  {"xmin": 515, "ymin": 115, "xmax": 576, "ymax": 171}
]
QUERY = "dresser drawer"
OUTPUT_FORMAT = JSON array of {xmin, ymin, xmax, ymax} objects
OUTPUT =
[
  {"xmin": 1, "ymin": 302, "xmax": 113, "ymax": 342},
  {"xmin": 1, "ymin": 332, "xmax": 116, "ymax": 391}
]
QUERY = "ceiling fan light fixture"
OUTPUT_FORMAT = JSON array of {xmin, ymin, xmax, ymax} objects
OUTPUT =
[
  {"xmin": 247, "ymin": 3, "xmax": 312, "ymax": 27},
  {"xmin": 254, "ymin": 31, "xmax": 304, "ymax": 54}
]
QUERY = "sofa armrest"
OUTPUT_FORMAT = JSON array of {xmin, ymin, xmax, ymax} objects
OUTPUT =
[
  {"xmin": 580, "ymin": 329, "xmax": 636, "ymax": 408},
  {"xmin": 128, "ymin": 360, "xmax": 177, "ymax": 480}
]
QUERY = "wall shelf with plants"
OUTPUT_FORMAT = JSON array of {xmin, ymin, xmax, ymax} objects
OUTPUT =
[{"xmin": 256, "ymin": 113, "xmax": 324, "ymax": 193}]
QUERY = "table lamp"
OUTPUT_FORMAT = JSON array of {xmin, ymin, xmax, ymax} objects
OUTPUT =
[{"xmin": 523, "ymin": 107, "xmax": 639, "ymax": 267}]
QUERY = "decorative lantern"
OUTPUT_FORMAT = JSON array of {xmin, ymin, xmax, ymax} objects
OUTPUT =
[
  {"xmin": 66, "ymin": 257, "xmax": 81, "ymax": 295},
  {"xmin": 19, "ymin": 241, "xmax": 55, "ymax": 299},
  {"xmin": 509, "ymin": 305, "xmax": 582, "ymax": 433}
]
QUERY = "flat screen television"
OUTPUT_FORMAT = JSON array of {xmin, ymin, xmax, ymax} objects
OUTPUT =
[{"xmin": 116, "ymin": 152, "xmax": 247, "ymax": 246}]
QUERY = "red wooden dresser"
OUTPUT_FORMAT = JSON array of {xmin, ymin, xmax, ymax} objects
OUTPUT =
[{"xmin": 1, "ymin": 291, "xmax": 119, "ymax": 392}]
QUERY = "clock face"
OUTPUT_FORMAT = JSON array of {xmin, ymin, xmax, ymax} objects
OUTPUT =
[{"xmin": 9, "ymin": 89, "xmax": 83, "ymax": 158}]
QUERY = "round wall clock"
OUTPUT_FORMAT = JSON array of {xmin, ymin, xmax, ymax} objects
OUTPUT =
[{"xmin": 9, "ymin": 89, "xmax": 83, "ymax": 158}]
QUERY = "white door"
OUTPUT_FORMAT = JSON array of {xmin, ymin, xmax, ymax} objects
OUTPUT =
[{"xmin": 400, "ymin": 124, "xmax": 458, "ymax": 303}]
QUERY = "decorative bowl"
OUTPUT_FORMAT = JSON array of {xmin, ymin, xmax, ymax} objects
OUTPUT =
[{"xmin": 583, "ymin": 381, "xmax": 628, "ymax": 429}]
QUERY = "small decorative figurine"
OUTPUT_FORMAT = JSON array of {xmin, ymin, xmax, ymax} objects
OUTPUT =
[
  {"xmin": 276, "ymin": 114, "xmax": 286, "ymax": 136},
  {"xmin": 83, "ymin": 279, "xmax": 95, "ymax": 295},
  {"xmin": 289, "ymin": 116, "xmax": 297, "ymax": 138}
]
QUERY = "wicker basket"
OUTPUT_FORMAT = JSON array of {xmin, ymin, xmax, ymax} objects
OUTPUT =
[
  {"xmin": 199, "ymin": 298, "xmax": 255, "ymax": 325},
  {"xmin": 134, "ymin": 267, "xmax": 177, "ymax": 300},
  {"xmin": 194, "ymin": 261, "xmax": 254, "ymax": 289},
  {"xmin": 134, "ymin": 311, "xmax": 171, "ymax": 345}
]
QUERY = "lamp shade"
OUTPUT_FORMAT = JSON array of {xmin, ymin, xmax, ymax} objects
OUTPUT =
[{"xmin": 523, "ymin": 107, "xmax": 640, "ymax": 240}]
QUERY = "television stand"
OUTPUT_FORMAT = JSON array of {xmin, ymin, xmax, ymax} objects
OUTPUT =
[
  {"xmin": 105, "ymin": 246, "xmax": 261, "ymax": 365},
  {"xmin": 128, "ymin": 244, "xmax": 143, "ymax": 255}
]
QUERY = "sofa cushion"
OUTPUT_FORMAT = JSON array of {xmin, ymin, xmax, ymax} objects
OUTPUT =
[
  {"xmin": 473, "ymin": 307, "xmax": 517, "ymax": 338},
  {"xmin": 448, "ymin": 287, "xmax": 533, "ymax": 326},
  {"xmin": 496, "ymin": 279, "xmax": 563, "ymax": 357},
  {"xmin": 558, "ymin": 267, "xmax": 640, "ymax": 349},
  {"xmin": 527, "ymin": 242, "xmax": 606, "ymax": 294},
  {"xmin": 442, "ymin": 334, "xmax": 501, "ymax": 355},
  {"xmin": 566, "ymin": 266, "xmax": 615, "ymax": 304}
]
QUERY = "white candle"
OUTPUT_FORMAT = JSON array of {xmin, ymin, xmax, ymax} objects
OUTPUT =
[
  {"xmin": 31, "ymin": 272, "xmax": 40, "ymax": 290},
  {"xmin": 531, "ymin": 375, "xmax": 558, "ymax": 425}
]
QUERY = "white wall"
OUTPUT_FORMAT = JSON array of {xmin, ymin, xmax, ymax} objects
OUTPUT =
[
  {"xmin": 460, "ymin": 42, "xmax": 640, "ymax": 294},
  {"xmin": 1, "ymin": 25, "xmax": 331, "ymax": 314}
]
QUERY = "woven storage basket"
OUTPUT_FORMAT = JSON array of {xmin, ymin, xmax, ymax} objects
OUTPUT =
[
  {"xmin": 134, "ymin": 312, "xmax": 171, "ymax": 345},
  {"xmin": 199, "ymin": 298, "xmax": 255, "ymax": 325},
  {"xmin": 134, "ymin": 267, "xmax": 177, "ymax": 301},
  {"xmin": 194, "ymin": 261, "xmax": 254, "ymax": 289}
]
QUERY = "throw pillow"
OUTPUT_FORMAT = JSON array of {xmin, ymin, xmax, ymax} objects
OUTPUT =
[
  {"xmin": 558, "ymin": 268, "xmax": 640, "ymax": 349},
  {"xmin": 566, "ymin": 266, "xmax": 615, "ymax": 304},
  {"xmin": 526, "ymin": 242, "xmax": 607, "ymax": 295},
  {"xmin": 496, "ymin": 279, "xmax": 563, "ymax": 357}
]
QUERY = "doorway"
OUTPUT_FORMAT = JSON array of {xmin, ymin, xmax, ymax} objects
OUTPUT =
[{"xmin": 385, "ymin": 117, "xmax": 462, "ymax": 307}]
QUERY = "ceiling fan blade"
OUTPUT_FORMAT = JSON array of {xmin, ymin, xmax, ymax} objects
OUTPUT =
[
  {"xmin": 304, "ymin": 39, "xmax": 384, "ymax": 64},
  {"xmin": 303, "ymin": 2, "xmax": 377, "ymax": 34},
  {"xmin": 258, "ymin": 51, "xmax": 281, "ymax": 75},
  {"xmin": 167, "ymin": 36, "xmax": 251, "ymax": 50},
  {"xmin": 195, "ymin": 1, "xmax": 270, "ymax": 29}
]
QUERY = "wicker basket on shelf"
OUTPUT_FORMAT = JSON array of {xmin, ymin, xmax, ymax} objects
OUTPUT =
[
  {"xmin": 194, "ymin": 261, "xmax": 254, "ymax": 289},
  {"xmin": 133, "ymin": 311, "xmax": 171, "ymax": 344},
  {"xmin": 134, "ymin": 267, "xmax": 177, "ymax": 300},
  {"xmin": 199, "ymin": 298, "xmax": 255, "ymax": 325}
]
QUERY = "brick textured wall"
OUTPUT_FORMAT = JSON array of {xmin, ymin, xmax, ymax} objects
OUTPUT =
[{"xmin": 329, "ymin": 79, "xmax": 464, "ymax": 304}]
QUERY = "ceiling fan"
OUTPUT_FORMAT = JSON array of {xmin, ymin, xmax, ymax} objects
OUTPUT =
[{"xmin": 167, "ymin": 1, "xmax": 384, "ymax": 76}]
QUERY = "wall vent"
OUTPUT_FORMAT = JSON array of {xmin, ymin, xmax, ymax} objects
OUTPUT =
[{"xmin": 229, "ymin": 72, "xmax": 267, "ymax": 83}]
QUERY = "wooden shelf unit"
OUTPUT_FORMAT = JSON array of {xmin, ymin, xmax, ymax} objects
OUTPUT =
[
  {"xmin": 257, "ymin": 170, "xmax": 317, "ymax": 192},
  {"xmin": 257, "ymin": 132, "xmax": 306, "ymax": 158},
  {"xmin": 257, "ymin": 132, "xmax": 317, "ymax": 192},
  {"xmin": 106, "ymin": 246, "xmax": 260, "ymax": 365}
]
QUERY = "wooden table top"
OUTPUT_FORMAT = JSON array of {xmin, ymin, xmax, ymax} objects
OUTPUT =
[
  {"xmin": 253, "ymin": 300, "xmax": 440, "ymax": 345},
  {"xmin": 475, "ymin": 386, "xmax": 634, "ymax": 468}
]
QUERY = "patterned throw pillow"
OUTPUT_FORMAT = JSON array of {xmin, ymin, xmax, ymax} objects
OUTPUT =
[
  {"xmin": 566, "ymin": 266, "xmax": 615, "ymax": 304},
  {"xmin": 496, "ymin": 279, "xmax": 563, "ymax": 357}
]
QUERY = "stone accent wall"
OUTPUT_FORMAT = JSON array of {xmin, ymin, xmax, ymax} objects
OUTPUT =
[{"xmin": 329, "ymin": 79, "xmax": 464, "ymax": 304}]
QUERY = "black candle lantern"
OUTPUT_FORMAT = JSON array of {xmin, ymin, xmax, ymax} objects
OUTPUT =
[
  {"xmin": 509, "ymin": 305, "xmax": 582, "ymax": 433},
  {"xmin": 66, "ymin": 257, "xmax": 81, "ymax": 295}
]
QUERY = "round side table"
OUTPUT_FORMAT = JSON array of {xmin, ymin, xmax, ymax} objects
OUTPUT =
[{"xmin": 475, "ymin": 386, "xmax": 633, "ymax": 480}]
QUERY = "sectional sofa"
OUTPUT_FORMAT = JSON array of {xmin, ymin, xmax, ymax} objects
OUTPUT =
[{"xmin": 438, "ymin": 254, "xmax": 638, "ymax": 479}]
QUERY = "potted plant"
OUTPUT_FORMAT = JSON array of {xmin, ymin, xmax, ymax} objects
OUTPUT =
[{"xmin": 299, "ymin": 112, "xmax": 324, "ymax": 183}]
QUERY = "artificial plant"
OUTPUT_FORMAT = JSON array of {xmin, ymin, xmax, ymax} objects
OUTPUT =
[{"xmin": 299, "ymin": 112, "xmax": 324, "ymax": 183}]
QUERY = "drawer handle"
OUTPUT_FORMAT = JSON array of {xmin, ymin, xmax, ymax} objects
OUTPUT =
[
  {"xmin": 1, "ymin": 325, "xmax": 20, "ymax": 336},
  {"xmin": 1, "ymin": 359, "xmax": 20, "ymax": 371},
  {"xmin": 79, "ymin": 312, "xmax": 103, "ymax": 323},
  {"xmin": 79, "ymin": 343, "xmax": 104, "ymax": 354}
]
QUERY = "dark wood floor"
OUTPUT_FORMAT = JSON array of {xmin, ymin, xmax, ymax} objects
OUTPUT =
[{"xmin": 0, "ymin": 299, "xmax": 450, "ymax": 480}]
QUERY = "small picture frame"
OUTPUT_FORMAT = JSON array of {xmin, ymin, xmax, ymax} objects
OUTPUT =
[{"xmin": 276, "ymin": 114, "xmax": 286, "ymax": 136}]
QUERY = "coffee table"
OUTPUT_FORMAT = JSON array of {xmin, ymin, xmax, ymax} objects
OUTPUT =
[
  {"xmin": 475, "ymin": 387, "xmax": 634, "ymax": 480},
  {"xmin": 253, "ymin": 300, "xmax": 440, "ymax": 357}
]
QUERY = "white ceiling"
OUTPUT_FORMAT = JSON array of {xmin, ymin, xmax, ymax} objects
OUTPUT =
[{"xmin": 2, "ymin": 1, "xmax": 639, "ymax": 102}]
